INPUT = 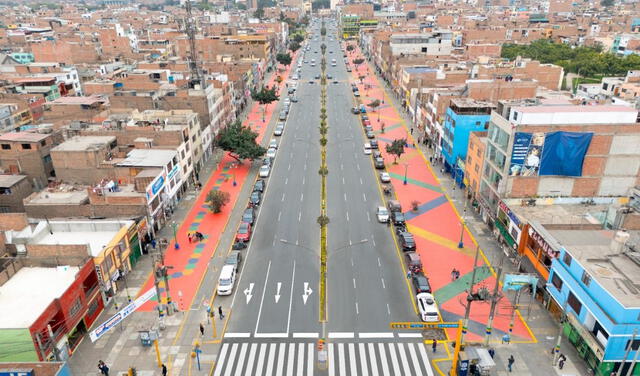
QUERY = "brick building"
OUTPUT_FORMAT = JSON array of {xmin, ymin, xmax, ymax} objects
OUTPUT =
[
  {"xmin": 464, "ymin": 131, "xmax": 488, "ymax": 200},
  {"xmin": 0, "ymin": 175, "xmax": 33, "ymax": 213},
  {"xmin": 0, "ymin": 131, "xmax": 61, "ymax": 189}
]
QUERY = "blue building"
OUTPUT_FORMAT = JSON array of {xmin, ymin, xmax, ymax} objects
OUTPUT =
[
  {"xmin": 10, "ymin": 52, "xmax": 34, "ymax": 64},
  {"xmin": 546, "ymin": 229, "xmax": 640, "ymax": 376},
  {"xmin": 441, "ymin": 99, "xmax": 493, "ymax": 186}
]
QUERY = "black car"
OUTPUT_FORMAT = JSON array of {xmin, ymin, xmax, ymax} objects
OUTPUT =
[
  {"xmin": 399, "ymin": 231, "xmax": 416, "ymax": 251},
  {"xmin": 327, "ymin": 74, "xmax": 333, "ymax": 79},
  {"xmin": 370, "ymin": 139, "xmax": 379, "ymax": 149},
  {"xmin": 225, "ymin": 251, "xmax": 242, "ymax": 271},
  {"xmin": 362, "ymin": 114, "xmax": 369, "ymax": 121},
  {"xmin": 315, "ymin": 74, "xmax": 321, "ymax": 79},
  {"xmin": 412, "ymin": 273, "xmax": 432, "ymax": 293},
  {"xmin": 250, "ymin": 191, "xmax": 261, "ymax": 206},
  {"xmin": 374, "ymin": 157, "xmax": 385, "ymax": 169},
  {"xmin": 254, "ymin": 179, "xmax": 265, "ymax": 192},
  {"xmin": 366, "ymin": 130, "xmax": 375, "ymax": 139},
  {"xmin": 242, "ymin": 207, "xmax": 255, "ymax": 225},
  {"xmin": 262, "ymin": 158, "xmax": 272, "ymax": 167},
  {"xmin": 391, "ymin": 211, "xmax": 406, "ymax": 226}
]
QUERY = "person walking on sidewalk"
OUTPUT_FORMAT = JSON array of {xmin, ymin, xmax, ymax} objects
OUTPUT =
[
  {"xmin": 219, "ymin": 305, "xmax": 224, "ymax": 319},
  {"xmin": 199, "ymin": 323, "xmax": 204, "ymax": 336},
  {"xmin": 432, "ymin": 339, "xmax": 437, "ymax": 353},
  {"xmin": 161, "ymin": 364, "xmax": 168, "ymax": 376},
  {"xmin": 507, "ymin": 355, "xmax": 515, "ymax": 372},
  {"xmin": 558, "ymin": 354, "xmax": 566, "ymax": 369},
  {"xmin": 98, "ymin": 360, "xmax": 109, "ymax": 376}
]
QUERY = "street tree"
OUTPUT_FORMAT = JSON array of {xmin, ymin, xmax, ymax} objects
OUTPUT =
[
  {"xmin": 276, "ymin": 53, "xmax": 292, "ymax": 67},
  {"xmin": 253, "ymin": 7, "xmax": 264, "ymax": 19},
  {"xmin": 289, "ymin": 41, "xmax": 301, "ymax": 52},
  {"xmin": 601, "ymin": 0, "xmax": 614, "ymax": 6},
  {"xmin": 293, "ymin": 34, "xmax": 305, "ymax": 43},
  {"xmin": 217, "ymin": 120, "xmax": 267, "ymax": 162},
  {"xmin": 346, "ymin": 45, "xmax": 355, "ymax": 52},
  {"xmin": 251, "ymin": 86, "xmax": 279, "ymax": 122},
  {"xmin": 358, "ymin": 74, "xmax": 366, "ymax": 83},
  {"xmin": 368, "ymin": 99, "xmax": 381, "ymax": 112},
  {"xmin": 386, "ymin": 139, "xmax": 406, "ymax": 164},
  {"xmin": 206, "ymin": 189, "xmax": 230, "ymax": 213},
  {"xmin": 353, "ymin": 58, "xmax": 364, "ymax": 65}
]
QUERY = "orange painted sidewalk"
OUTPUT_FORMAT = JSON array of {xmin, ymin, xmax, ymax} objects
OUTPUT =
[
  {"xmin": 346, "ymin": 45, "xmax": 533, "ymax": 343},
  {"xmin": 138, "ymin": 58, "xmax": 297, "ymax": 311}
]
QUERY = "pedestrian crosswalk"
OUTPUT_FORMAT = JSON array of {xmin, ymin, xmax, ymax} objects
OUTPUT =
[{"xmin": 213, "ymin": 341, "xmax": 435, "ymax": 376}]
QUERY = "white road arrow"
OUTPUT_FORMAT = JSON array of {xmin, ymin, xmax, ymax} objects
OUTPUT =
[
  {"xmin": 302, "ymin": 282, "xmax": 313, "ymax": 305},
  {"xmin": 244, "ymin": 283, "xmax": 254, "ymax": 304},
  {"xmin": 275, "ymin": 282, "xmax": 282, "ymax": 303}
]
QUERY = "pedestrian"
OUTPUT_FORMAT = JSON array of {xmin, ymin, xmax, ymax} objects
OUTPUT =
[
  {"xmin": 98, "ymin": 360, "xmax": 109, "ymax": 376},
  {"xmin": 411, "ymin": 128, "xmax": 414, "ymax": 135},
  {"xmin": 432, "ymin": 339, "xmax": 437, "ymax": 353},
  {"xmin": 502, "ymin": 333, "xmax": 511, "ymax": 344},
  {"xmin": 199, "ymin": 323, "xmax": 205, "ymax": 336},
  {"xmin": 451, "ymin": 268, "xmax": 457, "ymax": 281},
  {"xmin": 218, "ymin": 305, "xmax": 224, "ymax": 319},
  {"xmin": 440, "ymin": 168, "xmax": 444, "ymax": 174},
  {"xmin": 507, "ymin": 355, "xmax": 515, "ymax": 372},
  {"xmin": 455, "ymin": 270, "xmax": 460, "ymax": 279},
  {"xmin": 188, "ymin": 233, "xmax": 193, "ymax": 243},
  {"xmin": 429, "ymin": 156, "xmax": 433, "ymax": 163},
  {"xmin": 488, "ymin": 348, "xmax": 495, "ymax": 358},
  {"xmin": 558, "ymin": 357, "xmax": 565, "ymax": 369},
  {"xmin": 161, "ymin": 364, "xmax": 168, "ymax": 376},
  {"xmin": 407, "ymin": 271, "xmax": 411, "ymax": 279}
]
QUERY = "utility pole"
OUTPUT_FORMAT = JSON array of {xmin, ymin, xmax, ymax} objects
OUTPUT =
[
  {"xmin": 627, "ymin": 331, "xmax": 640, "ymax": 376},
  {"xmin": 553, "ymin": 301, "xmax": 568, "ymax": 366},
  {"xmin": 153, "ymin": 255, "xmax": 166, "ymax": 323},
  {"xmin": 184, "ymin": 0, "xmax": 204, "ymax": 89},
  {"xmin": 484, "ymin": 256, "xmax": 504, "ymax": 346},
  {"xmin": 460, "ymin": 245, "xmax": 481, "ymax": 345},
  {"xmin": 620, "ymin": 329, "xmax": 637, "ymax": 374}
]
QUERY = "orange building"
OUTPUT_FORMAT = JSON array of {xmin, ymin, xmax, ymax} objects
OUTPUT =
[{"xmin": 464, "ymin": 131, "xmax": 487, "ymax": 200}]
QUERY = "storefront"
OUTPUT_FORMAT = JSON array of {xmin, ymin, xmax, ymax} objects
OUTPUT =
[{"xmin": 495, "ymin": 200, "xmax": 522, "ymax": 251}]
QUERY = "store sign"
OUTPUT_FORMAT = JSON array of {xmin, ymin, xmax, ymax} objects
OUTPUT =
[
  {"xmin": 0, "ymin": 370, "xmax": 34, "ymax": 376},
  {"xmin": 89, "ymin": 288, "xmax": 157, "ymax": 342},
  {"xmin": 499, "ymin": 201, "xmax": 521, "ymax": 227},
  {"xmin": 145, "ymin": 173, "xmax": 166, "ymax": 201},
  {"xmin": 167, "ymin": 164, "xmax": 179, "ymax": 181},
  {"xmin": 528, "ymin": 226, "xmax": 558, "ymax": 258}
]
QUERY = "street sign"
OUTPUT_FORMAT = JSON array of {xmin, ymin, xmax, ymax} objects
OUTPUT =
[
  {"xmin": 389, "ymin": 322, "xmax": 461, "ymax": 330},
  {"xmin": 89, "ymin": 288, "xmax": 157, "ymax": 342}
]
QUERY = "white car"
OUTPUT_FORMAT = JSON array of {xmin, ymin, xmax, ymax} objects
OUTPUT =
[
  {"xmin": 363, "ymin": 143, "xmax": 372, "ymax": 155},
  {"xmin": 269, "ymin": 139, "xmax": 278, "ymax": 149},
  {"xmin": 266, "ymin": 147, "xmax": 277, "ymax": 158},
  {"xmin": 376, "ymin": 206, "xmax": 389, "ymax": 223},
  {"xmin": 380, "ymin": 172, "xmax": 391, "ymax": 183},
  {"xmin": 217, "ymin": 265, "xmax": 236, "ymax": 296},
  {"xmin": 259, "ymin": 165, "xmax": 270, "ymax": 178},
  {"xmin": 274, "ymin": 125, "xmax": 284, "ymax": 136},
  {"xmin": 417, "ymin": 293, "xmax": 440, "ymax": 322},
  {"xmin": 292, "ymin": 75, "xmax": 299, "ymax": 80}
]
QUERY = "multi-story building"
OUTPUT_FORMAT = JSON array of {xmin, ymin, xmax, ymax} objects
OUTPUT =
[
  {"xmin": 341, "ymin": 15, "xmax": 361, "ymax": 39},
  {"xmin": 389, "ymin": 31, "xmax": 454, "ymax": 57},
  {"xmin": 441, "ymin": 99, "xmax": 494, "ymax": 186},
  {"xmin": 0, "ymin": 175, "xmax": 33, "ymax": 213},
  {"xmin": 464, "ymin": 131, "xmax": 487, "ymax": 200},
  {"xmin": 0, "ymin": 131, "xmax": 60, "ymax": 190}
]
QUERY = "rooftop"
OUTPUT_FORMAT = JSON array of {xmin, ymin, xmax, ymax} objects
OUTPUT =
[
  {"xmin": 117, "ymin": 149, "xmax": 176, "ymax": 168},
  {"xmin": 509, "ymin": 202, "xmax": 608, "ymax": 227},
  {"xmin": 0, "ymin": 132, "xmax": 49, "ymax": 143},
  {"xmin": 52, "ymin": 136, "xmax": 115, "ymax": 152},
  {"xmin": 0, "ymin": 266, "xmax": 80, "ymax": 328},
  {"xmin": 513, "ymin": 104, "xmax": 637, "ymax": 114},
  {"xmin": 404, "ymin": 67, "xmax": 438, "ymax": 74},
  {"xmin": 47, "ymin": 95, "xmax": 107, "ymax": 106},
  {"xmin": 549, "ymin": 229, "xmax": 640, "ymax": 308},
  {"xmin": 0, "ymin": 175, "xmax": 27, "ymax": 187}
]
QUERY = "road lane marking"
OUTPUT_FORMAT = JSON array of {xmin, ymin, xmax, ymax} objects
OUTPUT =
[
  {"xmin": 254, "ymin": 332, "xmax": 289, "ymax": 338},
  {"xmin": 304, "ymin": 163, "xmax": 307, "ymax": 170},
  {"xmin": 213, "ymin": 343, "xmax": 229, "ymax": 376},
  {"xmin": 254, "ymin": 260, "xmax": 272, "ymax": 334},
  {"xmin": 338, "ymin": 343, "xmax": 346, "ymax": 376},
  {"xmin": 286, "ymin": 261, "xmax": 296, "ymax": 334},
  {"xmin": 341, "ymin": 163, "xmax": 343, "ymax": 170},
  {"xmin": 353, "ymin": 278, "xmax": 356, "ymax": 289},
  {"xmin": 243, "ymin": 344, "xmax": 258, "ymax": 376},
  {"xmin": 275, "ymin": 282, "xmax": 282, "ymax": 303},
  {"xmin": 368, "ymin": 343, "xmax": 380, "ymax": 376},
  {"xmin": 378, "ymin": 343, "xmax": 391, "ymax": 376},
  {"xmin": 407, "ymin": 343, "xmax": 424, "ymax": 376},
  {"xmin": 282, "ymin": 193, "xmax": 285, "ymax": 202},
  {"xmin": 372, "ymin": 238, "xmax": 376, "ymax": 246},
  {"xmin": 278, "ymin": 211, "xmax": 281, "ymax": 221},
  {"xmin": 285, "ymin": 178, "xmax": 288, "ymax": 185},
  {"xmin": 388, "ymin": 343, "xmax": 401, "ymax": 376},
  {"xmin": 307, "ymin": 343, "xmax": 314, "ymax": 376},
  {"xmin": 302, "ymin": 177, "xmax": 305, "ymax": 185},
  {"xmin": 224, "ymin": 333, "xmax": 251, "ymax": 338},
  {"xmin": 234, "ymin": 343, "xmax": 248, "ymax": 376},
  {"xmin": 344, "ymin": 193, "xmax": 347, "ymax": 201},
  {"xmin": 298, "ymin": 211, "xmax": 302, "ymax": 222},
  {"xmin": 286, "ymin": 343, "xmax": 295, "ymax": 376},
  {"xmin": 349, "ymin": 343, "xmax": 358, "ymax": 376},
  {"xmin": 293, "ymin": 332, "xmax": 319, "ymax": 338},
  {"xmin": 357, "ymin": 163, "xmax": 360, "ymax": 171},
  {"xmin": 397, "ymin": 343, "xmax": 412, "ymax": 376},
  {"xmin": 378, "ymin": 258, "xmax": 381, "ymax": 267},
  {"xmin": 300, "ymin": 193, "xmax": 304, "ymax": 202},
  {"xmin": 252, "ymin": 344, "xmax": 266, "ymax": 376},
  {"xmin": 359, "ymin": 332, "xmax": 394, "ymax": 338},
  {"xmin": 387, "ymin": 304, "xmax": 391, "ymax": 315},
  {"xmin": 346, "ymin": 211, "xmax": 349, "ymax": 221},
  {"xmin": 351, "ymin": 258, "xmax": 354, "ymax": 267},
  {"xmin": 359, "ymin": 343, "xmax": 370, "ymax": 376},
  {"xmin": 367, "ymin": 212, "xmax": 370, "ymax": 221},
  {"xmin": 360, "ymin": 178, "xmax": 363, "ymax": 184},
  {"xmin": 381, "ymin": 278, "xmax": 386, "ymax": 289},
  {"xmin": 223, "ymin": 343, "xmax": 238, "ymax": 376},
  {"xmin": 418, "ymin": 343, "xmax": 435, "ymax": 376},
  {"xmin": 328, "ymin": 332, "xmax": 355, "ymax": 338},
  {"xmin": 288, "ymin": 163, "xmax": 291, "ymax": 171},
  {"xmin": 398, "ymin": 333, "xmax": 423, "ymax": 338},
  {"xmin": 342, "ymin": 177, "xmax": 345, "ymax": 184},
  {"xmin": 363, "ymin": 193, "xmax": 367, "ymax": 202},
  {"xmin": 355, "ymin": 302, "xmax": 359, "ymax": 314},
  {"xmin": 264, "ymin": 343, "xmax": 276, "ymax": 375},
  {"xmin": 276, "ymin": 343, "xmax": 286, "ymax": 376}
]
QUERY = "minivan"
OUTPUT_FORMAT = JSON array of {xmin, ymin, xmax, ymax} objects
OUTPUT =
[
  {"xmin": 416, "ymin": 293, "xmax": 440, "ymax": 322},
  {"xmin": 217, "ymin": 265, "xmax": 237, "ymax": 295}
]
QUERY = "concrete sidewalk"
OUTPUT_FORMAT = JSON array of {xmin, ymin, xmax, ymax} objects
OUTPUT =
[{"xmin": 375, "ymin": 68, "xmax": 591, "ymax": 376}]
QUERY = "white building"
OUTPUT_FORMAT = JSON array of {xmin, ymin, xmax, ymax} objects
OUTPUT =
[{"xmin": 389, "ymin": 31, "xmax": 453, "ymax": 56}]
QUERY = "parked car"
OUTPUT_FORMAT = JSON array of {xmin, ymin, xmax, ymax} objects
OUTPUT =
[
  {"xmin": 387, "ymin": 200, "xmax": 402, "ymax": 213},
  {"xmin": 274, "ymin": 125, "xmax": 284, "ymax": 136},
  {"xmin": 250, "ymin": 191, "xmax": 262, "ymax": 206},
  {"xmin": 380, "ymin": 172, "xmax": 391, "ymax": 183},
  {"xmin": 398, "ymin": 231, "xmax": 416, "ymax": 251},
  {"xmin": 366, "ymin": 130, "xmax": 375, "ymax": 139},
  {"xmin": 374, "ymin": 157, "xmax": 385, "ymax": 169},
  {"xmin": 391, "ymin": 211, "xmax": 406, "ymax": 226},
  {"xmin": 376, "ymin": 206, "xmax": 389, "ymax": 223},
  {"xmin": 269, "ymin": 139, "xmax": 278, "ymax": 149},
  {"xmin": 291, "ymin": 96, "xmax": 298, "ymax": 103},
  {"xmin": 372, "ymin": 150, "xmax": 382, "ymax": 159},
  {"xmin": 370, "ymin": 139, "xmax": 379, "ymax": 149},
  {"xmin": 405, "ymin": 252, "xmax": 423, "ymax": 274},
  {"xmin": 354, "ymin": 91, "xmax": 360, "ymax": 97},
  {"xmin": 352, "ymin": 107, "xmax": 360, "ymax": 114},
  {"xmin": 266, "ymin": 147, "xmax": 277, "ymax": 159},
  {"xmin": 262, "ymin": 157, "xmax": 272, "ymax": 167},
  {"xmin": 242, "ymin": 207, "xmax": 255, "ymax": 225},
  {"xmin": 363, "ymin": 143, "xmax": 372, "ymax": 155},
  {"xmin": 279, "ymin": 111, "xmax": 287, "ymax": 121},
  {"xmin": 253, "ymin": 180, "xmax": 265, "ymax": 192},
  {"xmin": 235, "ymin": 222, "xmax": 252, "ymax": 242},
  {"xmin": 412, "ymin": 273, "xmax": 432, "ymax": 294},
  {"xmin": 259, "ymin": 165, "xmax": 270, "ymax": 178},
  {"xmin": 225, "ymin": 251, "xmax": 242, "ymax": 272},
  {"xmin": 417, "ymin": 293, "xmax": 440, "ymax": 322}
]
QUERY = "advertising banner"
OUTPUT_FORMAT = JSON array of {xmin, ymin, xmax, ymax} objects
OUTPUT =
[
  {"xmin": 509, "ymin": 132, "xmax": 544, "ymax": 177},
  {"xmin": 503, "ymin": 273, "xmax": 539, "ymax": 297},
  {"xmin": 539, "ymin": 131, "xmax": 593, "ymax": 176},
  {"xmin": 89, "ymin": 288, "xmax": 157, "ymax": 343}
]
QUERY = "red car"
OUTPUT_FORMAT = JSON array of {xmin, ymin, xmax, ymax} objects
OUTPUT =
[
  {"xmin": 235, "ymin": 222, "xmax": 252, "ymax": 242},
  {"xmin": 362, "ymin": 119, "xmax": 371, "ymax": 127}
]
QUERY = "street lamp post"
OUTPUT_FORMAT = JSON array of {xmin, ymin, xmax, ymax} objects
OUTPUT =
[
  {"xmin": 458, "ymin": 219, "xmax": 465, "ymax": 249},
  {"xmin": 172, "ymin": 221, "xmax": 180, "ymax": 250},
  {"xmin": 403, "ymin": 163, "xmax": 408, "ymax": 185}
]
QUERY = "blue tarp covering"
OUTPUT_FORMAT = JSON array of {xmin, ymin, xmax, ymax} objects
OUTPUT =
[{"xmin": 539, "ymin": 131, "xmax": 593, "ymax": 177}]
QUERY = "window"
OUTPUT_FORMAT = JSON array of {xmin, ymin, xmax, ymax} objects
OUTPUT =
[
  {"xmin": 626, "ymin": 339, "xmax": 640, "ymax": 351},
  {"xmin": 1, "ymin": 144, "xmax": 11, "ymax": 150},
  {"xmin": 477, "ymin": 148, "xmax": 482, "ymax": 157},
  {"xmin": 581, "ymin": 271, "xmax": 591, "ymax": 287},
  {"xmin": 21, "ymin": 143, "xmax": 31, "ymax": 150},
  {"xmin": 0, "ymin": 188, "xmax": 12, "ymax": 195},
  {"xmin": 87, "ymin": 299, "xmax": 99, "ymax": 317},
  {"xmin": 69, "ymin": 297, "xmax": 82, "ymax": 318},
  {"xmin": 563, "ymin": 253, "xmax": 572, "ymax": 266},
  {"xmin": 43, "ymin": 154, "xmax": 52, "ymax": 163},
  {"xmin": 475, "ymin": 164, "xmax": 479, "ymax": 173},
  {"xmin": 40, "ymin": 140, "xmax": 47, "ymax": 146},
  {"xmin": 551, "ymin": 272, "xmax": 563, "ymax": 291},
  {"xmin": 475, "ymin": 121, "xmax": 481, "ymax": 126},
  {"xmin": 567, "ymin": 292, "xmax": 582, "ymax": 315},
  {"xmin": 512, "ymin": 111, "xmax": 518, "ymax": 121}
]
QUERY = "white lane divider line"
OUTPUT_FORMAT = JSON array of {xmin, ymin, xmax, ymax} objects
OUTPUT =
[
  {"xmin": 367, "ymin": 212, "xmax": 371, "ymax": 221},
  {"xmin": 398, "ymin": 333, "xmax": 423, "ymax": 338},
  {"xmin": 254, "ymin": 332, "xmax": 289, "ymax": 338},
  {"xmin": 381, "ymin": 278, "xmax": 386, "ymax": 289},
  {"xmin": 281, "ymin": 193, "xmax": 285, "ymax": 202},
  {"xmin": 360, "ymin": 178, "xmax": 363, "ymax": 184},
  {"xmin": 358, "ymin": 332, "xmax": 395, "ymax": 338},
  {"xmin": 355, "ymin": 302, "xmax": 359, "ymax": 315},
  {"xmin": 328, "ymin": 332, "xmax": 355, "ymax": 339},
  {"xmin": 298, "ymin": 211, "xmax": 302, "ymax": 222},
  {"xmin": 344, "ymin": 193, "xmax": 347, "ymax": 201},
  {"xmin": 292, "ymin": 332, "xmax": 319, "ymax": 338},
  {"xmin": 386, "ymin": 303, "xmax": 391, "ymax": 315},
  {"xmin": 363, "ymin": 193, "xmax": 367, "ymax": 202},
  {"xmin": 278, "ymin": 211, "xmax": 281, "ymax": 221},
  {"xmin": 353, "ymin": 278, "xmax": 357, "ymax": 289},
  {"xmin": 224, "ymin": 333, "xmax": 251, "ymax": 338},
  {"xmin": 346, "ymin": 211, "xmax": 350, "ymax": 222},
  {"xmin": 300, "ymin": 193, "xmax": 304, "ymax": 202}
]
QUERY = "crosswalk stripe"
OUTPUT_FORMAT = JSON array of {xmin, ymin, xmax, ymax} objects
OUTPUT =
[
  {"xmin": 397, "ymin": 343, "xmax": 412, "ymax": 376},
  {"xmin": 387, "ymin": 343, "xmax": 401, "ymax": 376},
  {"xmin": 286, "ymin": 343, "xmax": 295, "ymax": 376},
  {"xmin": 359, "ymin": 343, "xmax": 370, "ymax": 376},
  {"xmin": 368, "ymin": 343, "xmax": 380, "ymax": 376},
  {"xmin": 348, "ymin": 343, "xmax": 358, "ymax": 376},
  {"xmin": 307, "ymin": 343, "xmax": 314, "ymax": 376},
  {"xmin": 338, "ymin": 343, "xmax": 346, "ymax": 376},
  {"xmin": 407, "ymin": 343, "xmax": 423, "ymax": 376},
  {"xmin": 418, "ymin": 343, "xmax": 434, "ymax": 376},
  {"xmin": 276, "ymin": 343, "xmax": 286, "ymax": 376},
  {"xmin": 297, "ymin": 343, "xmax": 305, "ymax": 375},
  {"xmin": 244, "ymin": 344, "xmax": 258, "ymax": 376},
  {"xmin": 234, "ymin": 343, "xmax": 248, "ymax": 376},
  {"xmin": 224, "ymin": 343, "xmax": 238, "ymax": 376},
  {"xmin": 377, "ymin": 343, "xmax": 390, "ymax": 376},
  {"xmin": 329, "ymin": 343, "xmax": 336, "ymax": 376},
  {"xmin": 213, "ymin": 343, "xmax": 229, "ymax": 376},
  {"xmin": 265, "ymin": 343, "xmax": 276, "ymax": 376}
]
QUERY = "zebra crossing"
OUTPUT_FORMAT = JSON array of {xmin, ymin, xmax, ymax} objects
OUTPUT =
[{"xmin": 213, "ymin": 340, "xmax": 435, "ymax": 376}]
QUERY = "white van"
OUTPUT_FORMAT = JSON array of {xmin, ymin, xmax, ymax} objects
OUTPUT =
[
  {"xmin": 416, "ymin": 293, "xmax": 440, "ymax": 322},
  {"xmin": 217, "ymin": 265, "xmax": 236, "ymax": 296}
]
